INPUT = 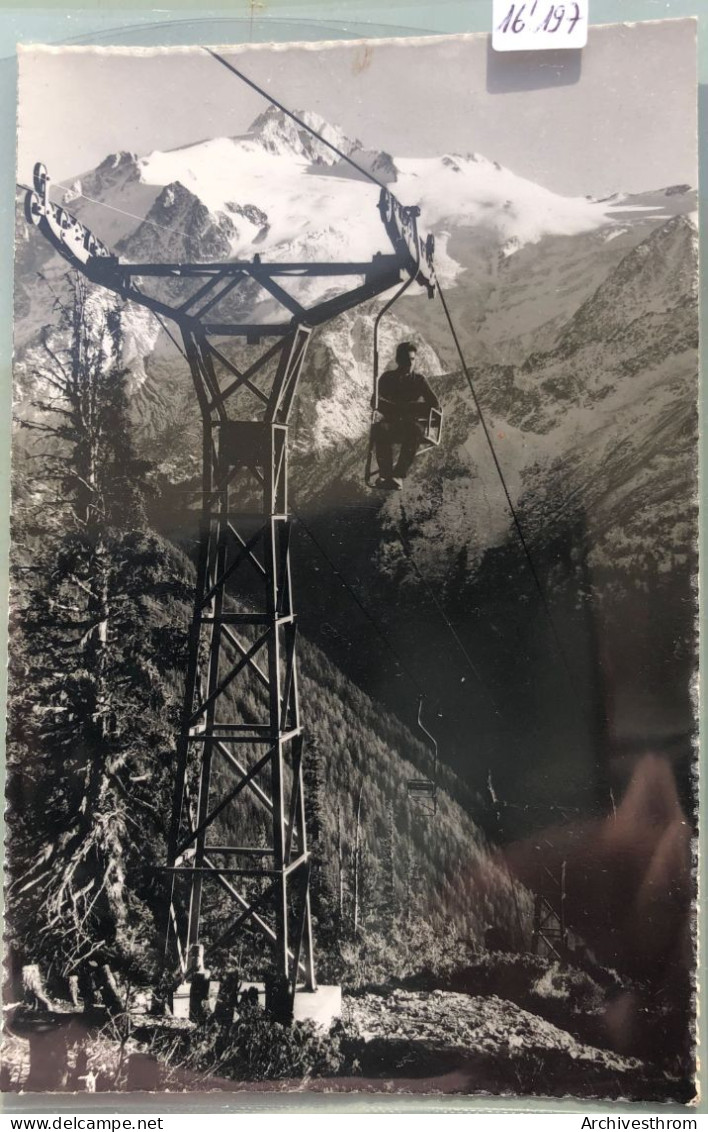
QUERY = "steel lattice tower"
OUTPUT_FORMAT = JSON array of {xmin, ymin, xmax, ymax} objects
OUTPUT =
[
  {"xmin": 24, "ymin": 165, "xmax": 436, "ymax": 1008},
  {"xmin": 166, "ymin": 319, "xmax": 318, "ymax": 997}
]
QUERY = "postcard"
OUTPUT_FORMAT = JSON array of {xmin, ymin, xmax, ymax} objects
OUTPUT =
[{"xmin": 4, "ymin": 22, "xmax": 698, "ymax": 1101}]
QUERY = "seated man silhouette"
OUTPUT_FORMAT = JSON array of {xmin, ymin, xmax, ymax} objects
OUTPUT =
[{"xmin": 372, "ymin": 341, "xmax": 440, "ymax": 490}]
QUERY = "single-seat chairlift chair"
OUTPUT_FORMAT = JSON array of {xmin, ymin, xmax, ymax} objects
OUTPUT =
[
  {"xmin": 364, "ymin": 233, "xmax": 442, "ymax": 487},
  {"xmin": 407, "ymin": 695, "xmax": 439, "ymax": 815}
]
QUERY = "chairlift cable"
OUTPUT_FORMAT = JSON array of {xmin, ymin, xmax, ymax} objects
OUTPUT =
[
  {"xmin": 292, "ymin": 505, "xmax": 426, "ymax": 698},
  {"xmin": 35, "ymin": 270, "xmax": 72, "ymax": 318},
  {"xmin": 203, "ymin": 50, "xmax": 391, "ymax": 193},
  {"xmin": 133, "ymin": 282, "xmax": 191, "ymax": 362},
  {"xmin": 18, "ymin": 180, "xmax": 201, "ymax": 245},
  {"xmin": 436, "ymin": 280, "xmax": 583, "ymax": 705},
  {"xmin": 294, "ymin": 506, "xmax": 441, "ymax": 813},
  {"xmin": 398, "ymin": 501, "xmax": 504, "ymax": 719},
  {"xmin": 294, "ymin": 504, "xmax": 546, "ymax": 820},
  {"xmin": 295, "ymin": 502, "xmax": 547, "ymax": 797},
  {"xmin": 295, "ymin": 503, "xmax": 506, "ymax": 734}
]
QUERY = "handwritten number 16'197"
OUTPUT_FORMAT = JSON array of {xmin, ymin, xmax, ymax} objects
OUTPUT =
[{"xmin": 497, "ymin": 2, "xmax": 582, "ymax": 35}]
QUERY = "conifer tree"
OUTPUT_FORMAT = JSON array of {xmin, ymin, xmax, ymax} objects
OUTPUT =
[
  {"xmin": 8, "ymin": 277, "xmax": 189, "ymax": 985},
  {"xmin": 303, "ymin": 731, "xmax": 340, "ymax": 948},
  {"xmin": 378, "ymin": 801, "xmax": 397, "ymax": 933}
]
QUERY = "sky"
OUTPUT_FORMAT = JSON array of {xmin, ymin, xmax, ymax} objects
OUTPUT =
[{"xmin": 17, "ymin": 20, "xmax": 697, "ymax": 199}]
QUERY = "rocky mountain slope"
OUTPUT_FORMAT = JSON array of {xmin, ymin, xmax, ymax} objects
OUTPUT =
[{"xmin": 14, "ymin": 109, "xmax": 698, "ymax": 852}]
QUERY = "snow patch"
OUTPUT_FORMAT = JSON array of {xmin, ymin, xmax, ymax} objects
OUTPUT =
[
  {"xmin": 119, "ymin": 306, "xmax": 162, "ymax": 390},
  {"xmin": 395, "ymin": 155, "xmax": 617, "ymax": 247},
  {"xmin": 602, "ymin": 228, "xmax": 628, "ymax": 243},
  {"xmin": 62, "ymin": 180, "xmax": 83, "ymax": 204}
]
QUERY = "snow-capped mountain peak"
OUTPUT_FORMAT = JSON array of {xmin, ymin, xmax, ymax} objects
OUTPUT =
[
  {"xmin": 63, "ymin": 150, "xmax": 141, "ymax": 203},
  {"xmin": 246, "ymin": 106, "xmax": 359, "ymax": 166}
]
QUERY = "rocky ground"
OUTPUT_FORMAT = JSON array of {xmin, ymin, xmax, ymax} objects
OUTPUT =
[
  {"xmin": 340, "ymin": 989, "xmax": 692, "ymax": 1101},
  {"xmin": 2, "ymin": 984, "xmax": 693, "ymax": 1102},
  {"xmin": 345, "ymin": 988, "xmax": 635, "ymax": 1068}
]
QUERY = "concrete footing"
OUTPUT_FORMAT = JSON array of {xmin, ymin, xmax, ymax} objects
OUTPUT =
[
  {"xmin": 240, "ymin": 983, "xmax": 342, "ymax": 1029},
  {"xmin": 172, "ymin": 980, "xmax": 342, "ymax": 1030},
  {"xmin": 172, "ymin": 980, "xmax": 219, "ymax": 1020},
  {"xmin": 293, "ymin": 985, "xmax": 342, "ymax": 1029}
]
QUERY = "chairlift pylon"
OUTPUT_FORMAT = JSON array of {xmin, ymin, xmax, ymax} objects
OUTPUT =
[{"xmin": 25, "ymin": 120, "xmax": 444, "ymax": 1000}]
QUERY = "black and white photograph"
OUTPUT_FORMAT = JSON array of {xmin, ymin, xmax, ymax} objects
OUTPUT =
[{"xmin": 3, "ymin": 22, "xmax": 699, "ymax": 1101}]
